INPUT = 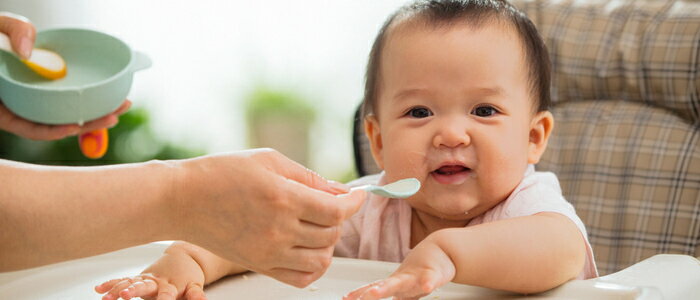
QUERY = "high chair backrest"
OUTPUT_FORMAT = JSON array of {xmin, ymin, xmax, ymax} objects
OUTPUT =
[{"xmin": 352, "ymin": 0, "xmax": 700, "ymax": 276}]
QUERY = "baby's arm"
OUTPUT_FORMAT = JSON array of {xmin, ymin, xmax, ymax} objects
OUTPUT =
[
  {"xmin": 95, "ymin": 241, "xmax": 247, "ymax": 300},
  {"xmin": 345, "ymin": 212, "xmax": 585, "ymax": 299}
]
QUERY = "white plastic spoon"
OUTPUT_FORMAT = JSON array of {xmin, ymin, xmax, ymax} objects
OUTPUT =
[{"xmin": 351, "ymin": 178, "xmax": 421, "ymax": 199}]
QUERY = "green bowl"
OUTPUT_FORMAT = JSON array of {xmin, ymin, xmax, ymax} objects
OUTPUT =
[{"xmin": 0, "ymin": 28, "xmax": 151, "ymax": 125}]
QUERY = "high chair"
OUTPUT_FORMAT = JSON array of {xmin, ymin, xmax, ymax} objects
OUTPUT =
[{"xmin": 1, "ymin": 1, "xmax": 697, "ymax": 299}]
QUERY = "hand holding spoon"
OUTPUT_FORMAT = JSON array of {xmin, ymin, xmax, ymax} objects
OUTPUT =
[
  {"xmin": 0, "ymin": 32, "xmax": 66, "ymax": 80},
  {"xmin": 351, "ymin": 178, "xmax": 421, "ymax": 199}
]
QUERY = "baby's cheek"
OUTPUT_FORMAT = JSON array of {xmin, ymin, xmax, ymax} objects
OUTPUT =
[
  {"xmin": 479, "ymin": 162, "xmax": 523, "ymax": 199},
  {"xmin": 383, "ymin": 145, "xmax": 424, "ymax": 175}
]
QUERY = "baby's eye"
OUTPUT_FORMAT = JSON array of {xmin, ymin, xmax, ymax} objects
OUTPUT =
[
  {"xmin": 406, "ymin": 107, "xmax": 433, "ymax": 118},
  {"xmin": 471, "ymin": 105, "xmax": 498, "ymax": 117}
]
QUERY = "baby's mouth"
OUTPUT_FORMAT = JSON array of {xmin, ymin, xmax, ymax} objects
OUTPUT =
[{"xmin": 431, "ymin": 165, "xmax": 472, "ymax": 185}]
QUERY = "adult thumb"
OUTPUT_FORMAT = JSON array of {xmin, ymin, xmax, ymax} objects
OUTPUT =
[
  {"xmin": 0, "ymin": 13, "xmax": 35, "ymax": 60},
  {"xmin": 336, "ymin": 189, "xmax": 367, "ymax": 218}
]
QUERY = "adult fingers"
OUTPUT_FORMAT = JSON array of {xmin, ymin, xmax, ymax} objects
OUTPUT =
[
  {"xmin": 112, "ymin": 99, "xmax": 133, "ymax": 115},
  {"xmin": 184, "ymin": 282, "xmax": 207, "ymax": 300},
  {"xmin": 272, "ymin": 246, "xmax": 334, "ymax": 274},
  {"xmin": 264, "ymin": 149, "xmax": 349, "ymax": 195},
  {"xmin": 78, "ymin": 100, "xmax": 132, "ymax": 134},
  {"xmin": 291, "ymin": 182, "xmax": 366, "ymax": 227},
  {"xmin": 78, "ymin": 114, "xmax": 118, "ymax": 134},
  {"xmin": 0, "ymin": 101, "xmax": 79, "ymax": 140},
  {"xmin": 265, "ymin": 267, "xmax": 324, "ymax": 289},
  {"xmin": 0, "ymin": 13, "xmax": 35, "ymax": 59},
  {"xmin": 294, "ymin": 221, "xmax": 340, "ymax": 249}
]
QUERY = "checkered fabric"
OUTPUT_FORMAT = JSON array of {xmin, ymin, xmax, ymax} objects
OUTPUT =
[
  {"xmin": 539, "ymin": 100, "xmax": 700, "ymax": 275},
  {"xmin": 511, "ymin": 0, "xmax": 700, "ymax": 124},
  {"xmin": 353, "ymin": 0, "xmax": 700, "ymax": 276},
  {"xmin": 509, "ymin": 0, "xmax": 700, "ymax": 275}
]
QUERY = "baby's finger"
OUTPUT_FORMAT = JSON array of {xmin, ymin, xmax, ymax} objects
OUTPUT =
[
  {"xmin": 184, "ymin": 282, "xmax": 207, "ymax": 300},
  {"xmin": 102, "ymin": 278, "xmax": 139, "ymax": 300},
  {"xmin": 94, "ymin": 278, "xmax": 124, "ymax": 293},
  {"xmin": 119, "ymin": 279, "xmax": 158, "ymax": 300},
  {"xmin": 342, "ymin": 280, "xmax": 384, "ymax": 300},
  {"xmin": 362, "ymin": 276, "xmax": 414, "ymax": 300},
  {"xmin": 385, "ymin": 273, "xmax": 438, "ymax": 299},
  {"xmin": 155, "ymin": 282, "xmax": 179, "ymax": 300}
]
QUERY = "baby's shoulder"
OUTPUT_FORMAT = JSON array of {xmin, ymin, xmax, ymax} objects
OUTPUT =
[{"xmin": 502, "ymin": 169, "xmax": 573, "ymax": 217}]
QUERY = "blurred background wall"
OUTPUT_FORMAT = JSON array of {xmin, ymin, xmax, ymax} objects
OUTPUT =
[{"xmin": 0, "ymin": 0, "xmax": 406, "ymax": 181}]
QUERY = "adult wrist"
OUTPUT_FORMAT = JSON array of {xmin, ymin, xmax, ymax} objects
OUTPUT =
[
  {"xmin": 157, "ymin": 155, "xmax": 215, "ymax": 244},
  {"xmin": 141, "ymin": 159, "xmax": 186, "ymax": 242}
]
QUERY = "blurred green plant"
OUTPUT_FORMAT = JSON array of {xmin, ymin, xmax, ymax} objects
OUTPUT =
[
  {"xmin": 245, "ymin": 86, "xmax": 316, "ymax": 167},
  {"xmin": 245, "ymin": 87, "xmax": 316, "ymax": 121},
  {"xmin": 0, "ymin": 108, "xmax": 204, "ymax": 166}
]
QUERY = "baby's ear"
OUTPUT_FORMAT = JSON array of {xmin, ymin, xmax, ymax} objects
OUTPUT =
[
  {"xmin": 527, "ymin": 111, "xmax": 554, "ymax": 164},
  {"xmin": 363, "ymin": 114, "xmax": 385, "ymax": 170}
]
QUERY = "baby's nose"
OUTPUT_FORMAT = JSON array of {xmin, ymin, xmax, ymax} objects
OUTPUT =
[{"xmin": 432, "ymin": 120, "xmax": 470, "ymax": 148}]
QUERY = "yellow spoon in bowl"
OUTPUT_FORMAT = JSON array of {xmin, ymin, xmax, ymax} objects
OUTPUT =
[
  {"xmin": 0, "ymin": 32, "xmax": 66, "ymax": 80},
  {"xmin": 1, "ymin": 32, "xmax": 108, "ymax": 159}
]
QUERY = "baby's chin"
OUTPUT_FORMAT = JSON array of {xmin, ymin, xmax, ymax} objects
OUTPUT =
[{"xmin": 412, "ymin": 194, "xmax": 477, "ymax": 219}]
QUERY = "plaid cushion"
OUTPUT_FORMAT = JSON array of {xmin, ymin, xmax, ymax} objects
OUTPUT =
[
  {"xmin": 512, "ymin": 0, "xmax": 700, "ymax": 124},
  {"xmin": 539, "ymin": 100, "xmax": 700, "ymax": 275}
]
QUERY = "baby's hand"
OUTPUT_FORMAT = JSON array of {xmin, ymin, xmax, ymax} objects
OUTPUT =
[
  {"xmin": 343, "ymin": 238, "xmax": 456, "ymax": 300},
  {"xmin": 95, "ymin": 243, "xmax": 207, "ymax": 300},
  {"xmin": 94, "ymin": 274, "xmax": 205, "ymax": 300}
]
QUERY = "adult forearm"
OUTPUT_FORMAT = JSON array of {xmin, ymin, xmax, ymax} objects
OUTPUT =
[
  {"xmin": 433, "ymin": 213, "xmax": 585, "ymax": 294},
  {"xmin": 0, "ymin": 159, "xmax": 177, "ymax": 271}
]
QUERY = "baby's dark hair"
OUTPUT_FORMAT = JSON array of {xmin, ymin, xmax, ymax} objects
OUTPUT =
[{"xmin": 362, "ymin": 0, "xmax": 551, "ymax": 117}]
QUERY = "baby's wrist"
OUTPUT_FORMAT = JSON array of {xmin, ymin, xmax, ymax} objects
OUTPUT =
[{"xmin": 424, "ymin": 229, "xmax": 458, "ymax": 277}]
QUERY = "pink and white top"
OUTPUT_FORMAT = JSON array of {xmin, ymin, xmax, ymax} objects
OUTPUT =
[{"xmin": 335, "ymin": 165, "xmax": 598, "ymax": 279}]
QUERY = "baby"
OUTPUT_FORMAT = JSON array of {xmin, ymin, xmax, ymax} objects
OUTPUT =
[{"xmin": 96, "ymin": 0, "xmax": 597, "ymax": 299}]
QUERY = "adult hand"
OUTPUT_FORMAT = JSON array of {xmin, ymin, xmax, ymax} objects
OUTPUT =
[
  {"xmin": 171, "ymin": 148, "xmax": 367, "ymax": 288},
  {"xmin": 0, "ymin": 12, "xmax": 132, "ymax": 140},
  {"xmin": 0, "ymin": 100, "xmax": 131, "ymax": 140}
]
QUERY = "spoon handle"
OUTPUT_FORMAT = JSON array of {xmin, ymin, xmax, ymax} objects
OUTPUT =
[
  {"xmin": 350, "ymin": 184, "xmax": 376, "ymax": 192},
  {"xmin": 79, "ymin": 128, "xmax": 109, "ymax": 159}
]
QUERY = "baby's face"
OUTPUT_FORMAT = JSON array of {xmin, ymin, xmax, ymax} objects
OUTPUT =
[{"xmin": 366, "ymin": 21, "xmax": 550, "ymax": 221}]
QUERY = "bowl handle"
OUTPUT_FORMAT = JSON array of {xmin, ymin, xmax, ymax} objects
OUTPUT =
[{"xmin": 130, "ymin": 50, "xmax": 152, "ymax": 72}]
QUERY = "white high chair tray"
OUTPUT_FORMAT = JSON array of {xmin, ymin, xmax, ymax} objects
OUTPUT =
[{"xmin": 0, "ymin": 242, "xmax": 697, "ymax": 299}]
